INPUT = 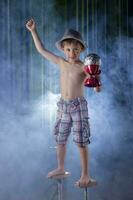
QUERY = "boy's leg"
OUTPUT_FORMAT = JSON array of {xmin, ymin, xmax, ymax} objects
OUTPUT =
[
  {"xmin": 75, "ymin": 145, "xmax": 97, "ymax": 187},
  {"xmin": 71, "ymin": 97, "xmax": 97, "ymax": 187},
  {"xmin": 75, "ymin": 145, "xmax": 90, "ymax": 185},
  {"xmin": 78, "ymin": 145, "xmax": 89, "ymax": 177},
  {"xmin": 57, "ymin": 144, "xmax": 66, "ymax": 170},
  {"xmin": 47, "ymin": 99, "xmax": 72, "ymax": 178},
  {"xmin": 47, "ymin": 144, "xmax": 66, "ymax": 178}
]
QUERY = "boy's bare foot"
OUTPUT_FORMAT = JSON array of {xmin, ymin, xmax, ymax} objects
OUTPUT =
[
  {"xmin": 75, "ymin": 176, "xmax": 98, "ymax": 188},
  {"xmin": 47, "ymin": 168, "xmax": 65, "ymax": 178}
]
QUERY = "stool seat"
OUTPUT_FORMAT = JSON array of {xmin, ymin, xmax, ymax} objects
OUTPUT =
[
  {"xmin": 48, "ymin": 171, "xmax": 70, "ymax": 180},
  {"xmin": 75, "ymin": 178, "xmax": 98, "ymax": 188}
]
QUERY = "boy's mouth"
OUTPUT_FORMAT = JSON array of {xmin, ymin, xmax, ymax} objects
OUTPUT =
[{"xmin": 69, "ymin": 56, "xmax": 76, "ymax": 59}]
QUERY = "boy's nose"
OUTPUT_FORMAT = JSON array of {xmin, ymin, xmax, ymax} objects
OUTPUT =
[{"xmin": 71, "ymin": 51, "xmax": 75, "ymax": 56}]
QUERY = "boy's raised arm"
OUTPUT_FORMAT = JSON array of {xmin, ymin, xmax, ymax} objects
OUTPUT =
[{"xmin": 26, "ymin": 19, "xmax": 61, "ymax": 65}]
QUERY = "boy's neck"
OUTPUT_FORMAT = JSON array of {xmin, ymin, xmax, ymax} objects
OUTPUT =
[{"xmin": 66, "ymin": 58, "xmax": 82, "ymax": 64}]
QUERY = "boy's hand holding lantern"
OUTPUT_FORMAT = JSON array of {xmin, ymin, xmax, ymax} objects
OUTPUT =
[{"xmin": 84, "ymin": 53, "xmax": 101, "ymax": 87}]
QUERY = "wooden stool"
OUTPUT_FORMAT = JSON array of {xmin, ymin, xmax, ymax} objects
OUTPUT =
[{"xmin": 48, "ymin": 172, "xmax": 70, "ymax": 200}]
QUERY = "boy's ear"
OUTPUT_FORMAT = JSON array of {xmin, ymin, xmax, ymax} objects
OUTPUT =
[
  {"xmin": 79, "ymin": 44, "xmax": 84, "ymax": 53},
  {"xmin": 80, "ymin": 48, "xmax": 84, "ymax": 53}
]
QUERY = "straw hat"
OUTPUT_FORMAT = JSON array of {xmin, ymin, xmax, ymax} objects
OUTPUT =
[{"xmin": 55, "ymin": 29, "xmax": 86, "ymax": 51}]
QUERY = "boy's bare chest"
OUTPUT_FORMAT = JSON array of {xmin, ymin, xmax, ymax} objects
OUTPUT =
[{"xmin": 61, "ymin": 64, "xmax": 85, "ymax": 79}]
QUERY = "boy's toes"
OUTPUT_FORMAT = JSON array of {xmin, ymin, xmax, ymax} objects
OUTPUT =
[
  {"xmin": 75, "ymin": 181, "xmax": 80, "ymax": 187},
  {"xmin": 75, "ymin": 181, "xmax": 84, "ymax": 188}
]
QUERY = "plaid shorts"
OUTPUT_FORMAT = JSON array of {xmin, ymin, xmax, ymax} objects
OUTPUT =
[{"xmin": 53, "ymin": 96, "xmax": 90, "ymax": 147}]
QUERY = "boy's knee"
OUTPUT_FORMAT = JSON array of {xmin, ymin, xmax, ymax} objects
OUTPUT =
[
  {"xmin": 57, "ymin": 143, "xmax": 66, "ymax": 147},
  {"xmin": 76, "ymin": 143, "xmax": 89, "ymax": 148}
]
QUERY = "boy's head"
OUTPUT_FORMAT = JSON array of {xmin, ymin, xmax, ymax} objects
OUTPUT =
[
  {"xmin": 55, "ymin": 29, "xmax": 86, "ymax": 53},
  {"xmin": 60, "ymin": 39, "xmax": 84, "ymax": 61}
]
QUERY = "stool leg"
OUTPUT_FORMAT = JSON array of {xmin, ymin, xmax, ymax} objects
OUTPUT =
[
  {"xmin": 84, "ymin": 187, "xmax": 88, "ymax": 200},
  {"xmin": 57, "ymin": 179, "xmax": 63, "ymax": 200}
]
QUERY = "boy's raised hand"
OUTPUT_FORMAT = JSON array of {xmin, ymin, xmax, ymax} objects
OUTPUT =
[
  {"xmin": 25, "ymin": 18, "xmax": 61, "ymax": 64},
  {"xmin": 26, "ymin": 19, "xmax": 36, "ymax": 32}
]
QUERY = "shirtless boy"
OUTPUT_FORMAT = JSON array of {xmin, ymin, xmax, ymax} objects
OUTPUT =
[{"xmin": 26, "ymin": 18, "xmax": 101, "ymax": 188}]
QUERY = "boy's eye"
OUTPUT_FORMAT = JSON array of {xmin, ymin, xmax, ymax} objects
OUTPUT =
[
  {"xmin": 67, "ymin": 48, "xmax": 70, "ymax": 51},
  {"xmin": 74, "ymin": 48, "xmax": 79, "ymax": 51}
]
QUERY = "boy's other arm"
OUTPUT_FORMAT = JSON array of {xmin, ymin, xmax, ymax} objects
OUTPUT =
[{"xmin": 26, "ymin": 19, "xmax": 61, "ymax": 65}]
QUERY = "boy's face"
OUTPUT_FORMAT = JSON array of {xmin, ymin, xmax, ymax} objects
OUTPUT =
[{"xmin": 62, "ymin": 43, "xmax": 82, "ymax": 62}]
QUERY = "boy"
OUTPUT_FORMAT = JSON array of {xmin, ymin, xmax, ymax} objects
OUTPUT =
[{"xmin": 26, "ymin": 18, "xmax": 101, "ymax": 187}]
